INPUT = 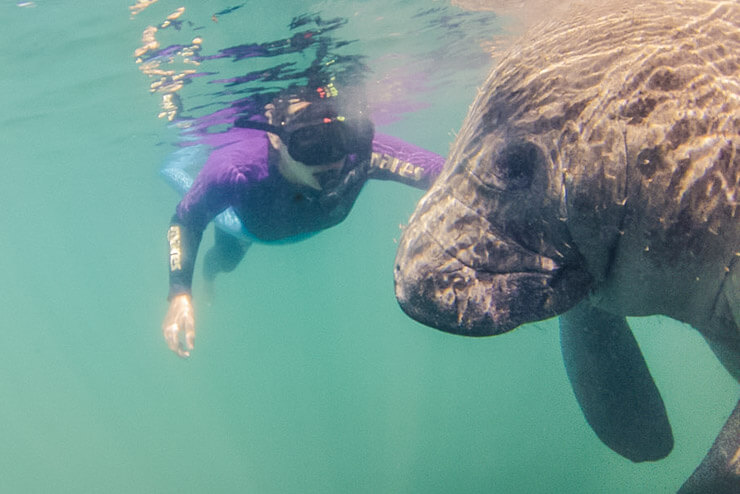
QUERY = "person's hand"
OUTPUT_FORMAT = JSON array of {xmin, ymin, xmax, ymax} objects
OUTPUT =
[{"xmin": 162, "ymin": 293, "xmax": 195, "ymax": 358}]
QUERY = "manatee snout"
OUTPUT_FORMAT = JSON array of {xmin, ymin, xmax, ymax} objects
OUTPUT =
[{"xmin": 394, "ymin": 188, "xmax": 592, "ymax": 336}]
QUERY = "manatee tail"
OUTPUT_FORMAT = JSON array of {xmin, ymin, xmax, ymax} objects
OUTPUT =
[
  {"xmin": 678, "ymin": 398, "xmax": 740, "ymax": 494},
  {"xmin": 559, "ymin": 301, "xmax": 673, "ymax": 462}
]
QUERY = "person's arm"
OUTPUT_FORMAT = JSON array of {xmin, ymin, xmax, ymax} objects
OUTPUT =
[
  {"xmin": 161, "ymin": 211, "xmax": 203, "ymax": 358},
  {"xmin": 161, "ymin": 131, "xmax": 262, "ymax": 357},
  {"xmin": 162, "ymin": 179, "xmax": 223, "ymax": 358},
  {"xmin": 367, "ymin": 132, "xmax": 446, "ymax": 190}
]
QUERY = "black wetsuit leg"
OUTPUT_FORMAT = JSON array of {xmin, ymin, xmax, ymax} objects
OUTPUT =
[{"xmin": 203, "ymin": 228, "xmax": 250, "ymax": 281}]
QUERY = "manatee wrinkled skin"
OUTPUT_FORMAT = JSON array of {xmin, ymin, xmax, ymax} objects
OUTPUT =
[{"xmin": 394, "ymin": 1, "xmax": 739, "ymax": 492}]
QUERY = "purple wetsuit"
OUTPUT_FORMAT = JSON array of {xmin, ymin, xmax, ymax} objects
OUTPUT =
[{"xmin": 167, "ymin": 126, "xmax": 445, "ymax": 298}]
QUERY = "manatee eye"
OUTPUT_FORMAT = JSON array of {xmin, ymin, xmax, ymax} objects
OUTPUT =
[{"xmin": 492, "ymin": 141, "xmax": 540, "ymax": 190}]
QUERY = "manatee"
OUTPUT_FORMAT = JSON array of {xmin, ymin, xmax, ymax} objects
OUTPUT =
[{"xmin": 393, "ymin": 1, "xmax": 740, "ymax": 492}]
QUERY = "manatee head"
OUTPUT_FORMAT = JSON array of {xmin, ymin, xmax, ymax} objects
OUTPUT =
[
  {"xmin": 393, "ymin": 121, "xmax": 595, "ymax": 336},
  {"xmin": 393, "ymin": 5, "xmax": 616, "ymax": 336},
  {"xmin": 394, "ymin": 0, "xmax": 740, "ymax": 338}
]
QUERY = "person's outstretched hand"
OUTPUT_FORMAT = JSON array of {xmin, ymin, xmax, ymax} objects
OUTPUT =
[{"xmin": 162, "ymin": 293, "xmax": 195, "ymax": 358}]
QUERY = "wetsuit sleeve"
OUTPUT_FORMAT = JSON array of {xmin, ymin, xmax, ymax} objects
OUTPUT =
[
  {"xmin": 367, "ymin": 132, "xmax": 446, "ymax": 190},
  {"xmin": 167, "ymin": 214, "xmax": 203, "ymax": 299},
  {"xmin": 167, "ymin": 173, "xmax": 229, "ymax": 299},
  {"xmin": 166, "ymin": 132, "xmax": 265, "ymax": 299}
]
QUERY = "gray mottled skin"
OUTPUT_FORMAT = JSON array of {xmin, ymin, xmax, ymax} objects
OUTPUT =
[{"xmin": 394, "ymin": 1, "xmax": 739, "ymax": 492}]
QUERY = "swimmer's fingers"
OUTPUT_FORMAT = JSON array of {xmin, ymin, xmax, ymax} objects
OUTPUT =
[
  {"xmin": 163, "ymin": 319, "xmax": 194, "ymax": 358},
  {"xmin": 162, "ymin": 294, "xmax": 196, "ymax": 358}
]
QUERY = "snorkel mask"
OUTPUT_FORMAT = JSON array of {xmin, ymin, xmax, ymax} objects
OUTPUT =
[
  {"xmin": 234, "ymin": 85, "xmax": 374, "ymax": 166},
  {"xmin": 235, "ymin": 116, "xmax": 374, "ymax": 165}
]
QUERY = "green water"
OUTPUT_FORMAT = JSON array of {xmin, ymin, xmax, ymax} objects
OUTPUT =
[{"xmin": 1, "ymin": 1, "xmax": 737, "ymax": 492}]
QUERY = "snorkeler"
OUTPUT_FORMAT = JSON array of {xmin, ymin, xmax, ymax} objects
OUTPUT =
[{"xmin": 162, "ymin": 83, "xmax": 445, "ymax": 357}]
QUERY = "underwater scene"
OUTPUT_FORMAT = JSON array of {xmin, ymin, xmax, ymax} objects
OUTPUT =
[{"xmin": 1, "ymin": 0, "xmax": 737, "ymax": 492}]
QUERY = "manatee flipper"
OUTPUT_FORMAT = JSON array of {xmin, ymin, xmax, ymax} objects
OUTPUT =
[
  {"xmin": 559, "ymin": 301, "xmax": 674, "ymax": 462},
  {"xmin": 679, "ymin": 398, "xmax": 740, "ymax": 493}
]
